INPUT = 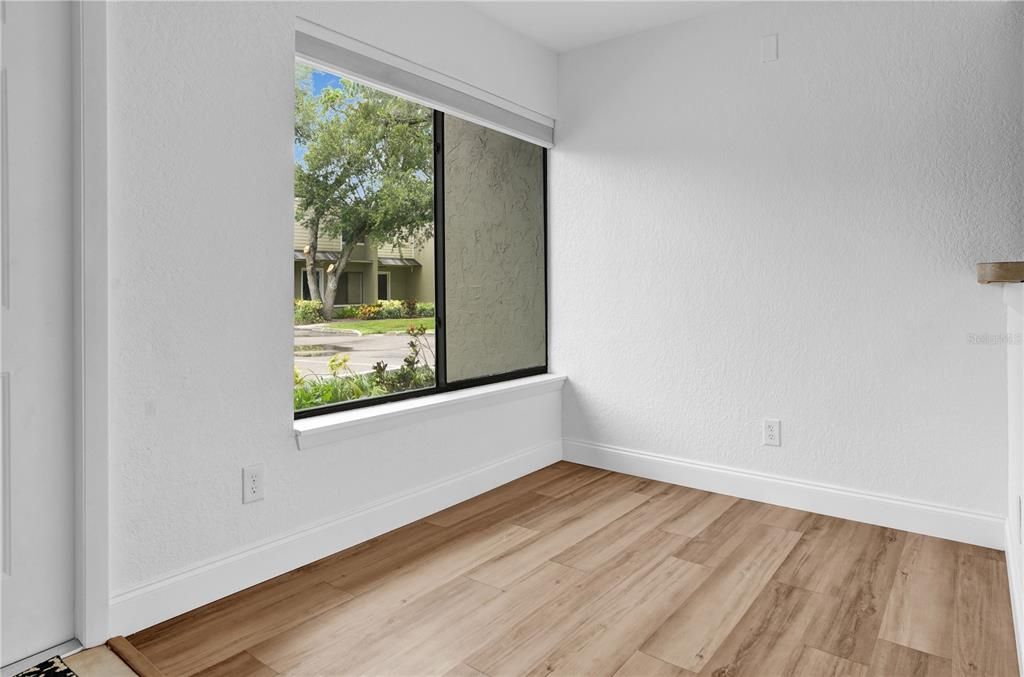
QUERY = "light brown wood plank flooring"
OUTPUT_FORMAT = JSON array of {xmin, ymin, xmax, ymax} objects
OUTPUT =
[{"xmin": 127, "ymin": 462, "xmax": 1018, "ymax": 676}]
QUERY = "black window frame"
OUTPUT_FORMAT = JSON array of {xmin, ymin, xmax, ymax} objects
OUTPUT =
[{"xmin": 294, "ymin": 109, "xmax": 549, "ymax": 420}]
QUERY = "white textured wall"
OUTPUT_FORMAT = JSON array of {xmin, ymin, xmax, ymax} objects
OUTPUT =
[
  {"xmin": 107, "ymin": 1, "xmax": 558, "ymax": 598},
  {"xmin": 551, "ymin": 2, "xmax": 1024, "ymax": 515}
]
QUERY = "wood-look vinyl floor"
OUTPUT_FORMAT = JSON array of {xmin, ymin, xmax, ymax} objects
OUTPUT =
[{"xmin": 127, "ymin": 462, "xmax": 1019, "ymax": 677}]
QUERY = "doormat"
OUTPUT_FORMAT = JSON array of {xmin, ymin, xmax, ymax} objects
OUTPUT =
[{"xmin": 13, "ymin": 656, "xmax": 77, "ymax": 676}]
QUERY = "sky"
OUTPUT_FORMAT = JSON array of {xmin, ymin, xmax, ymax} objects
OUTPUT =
[
  {"xmin": 311, "ymin": 70, "xmax": 342, "ymax": 96},
  {"xmin": 294, "ymin": 69, "xmax": 346, "ymax": 164}
]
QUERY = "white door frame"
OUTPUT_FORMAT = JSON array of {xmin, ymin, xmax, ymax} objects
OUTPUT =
[{"xmin": 72, "ymin": 0, "xmax": 110, "ymax": 647}]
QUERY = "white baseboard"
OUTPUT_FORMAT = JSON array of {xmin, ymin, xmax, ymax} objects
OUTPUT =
[
  {"xmin": 564, "ymin": 438, "xmax": 1005, "ymax": 549},
  {"xmin": 109, "ymin": 435, "xmax": 1008, "ymax": 639},
  {"xmin": 109, "ymin": 439, "xmax": 561, "ymax": 637},
  {"xmin": 1005, "ymin": 521, "xmax": 1024, "ymax": 677}
]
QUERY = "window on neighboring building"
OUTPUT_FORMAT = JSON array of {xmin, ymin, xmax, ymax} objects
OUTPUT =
[
  {"xmin": 338, "ymin": 272, "xmax": 363, "ymax": 305},
  {"xmin": 293, "ymin": 61, "xmax": 547, "ymax": 417},
  {"xmin": 300, "ymin": 268, "xmax": 324, "ymax": 302}
]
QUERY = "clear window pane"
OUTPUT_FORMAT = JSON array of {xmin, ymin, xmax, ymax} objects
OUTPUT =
[
  {"xmin": 293, "ymin": 63, "xmax": 435, "ymax": 412},
  {"xmin": 443, "ymin": 116, "xmax": 547, "ymax": 382}
]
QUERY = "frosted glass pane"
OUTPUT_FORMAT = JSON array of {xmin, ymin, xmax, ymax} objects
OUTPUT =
[{"xmin": 443, "ymin": 116, "xmax": 546, "ymax": 382}]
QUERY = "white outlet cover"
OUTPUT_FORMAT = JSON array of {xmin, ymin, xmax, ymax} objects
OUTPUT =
[
  {"xmin": 243, "ymin": 464, "xmax": 264, "ymax": 504},
  {"xmin": 763, "ymin": 419, "xmax": 781, "ymax": 446}
]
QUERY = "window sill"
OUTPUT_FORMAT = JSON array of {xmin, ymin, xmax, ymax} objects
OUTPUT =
[{"xmin": 293, "ymin": 373, "xmax": 566, "ymax": 450}]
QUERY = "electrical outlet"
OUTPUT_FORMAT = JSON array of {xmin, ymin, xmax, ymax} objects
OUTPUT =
[
  {"xmin": 763, "ymin": 419, "xmax": 781, "ymax": 446},
  {"xmin": 242, "ymin": 464, "xmax": 264, "ymax": 504}
]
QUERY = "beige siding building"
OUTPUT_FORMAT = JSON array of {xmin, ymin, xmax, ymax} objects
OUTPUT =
[{"xmin": 293, "ymin": 223, "xmax": 435, "ymax": 308}]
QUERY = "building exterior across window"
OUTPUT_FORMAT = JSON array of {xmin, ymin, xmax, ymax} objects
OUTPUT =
[{"xmin": 293, "ymin": 221, "xmax": 435, "ymax": 306}]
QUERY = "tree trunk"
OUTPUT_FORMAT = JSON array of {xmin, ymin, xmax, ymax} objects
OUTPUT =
[
  {"xmin": 303, "ymin": 219, "xmax": 322, "ymax": 317},
  {"xmin": 322, "ymin": 242, "xmax": 357, "ymax": 316}
]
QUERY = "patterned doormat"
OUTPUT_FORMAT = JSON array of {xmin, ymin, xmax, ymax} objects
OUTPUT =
[{"xmin": 13, "ymin": 656, "xmax": 77, "ymax": 676}]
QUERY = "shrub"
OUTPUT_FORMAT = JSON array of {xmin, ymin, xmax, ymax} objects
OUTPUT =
[
  {"xmin": 357, "ymin": 303, "xmax": 383, "ymax": 320},
  {"xmin": 332, "ymin": 305, "xmax": 361, "ymax": 319},
  {"xmin": 293, "ymin": 325, "xmax": 435, "ymax": 410},
  {"xmin": 356, "ymin": 299, "xmax": 406, "ymax": 320},
  {"xmin": 379, "ymin": 299, "xmax": 404, "ymax": 319},
  {"xmin": 293, "ymin": 370, "xmax": 388, "ymax": 410},
  {"xmin": 414, "ymin": 302, "xmax": 434, "ymax": 318},
  {"xmin": 370, "ymin": 324, "xmax": 435, "ymax": 391},
  {"xmin": 293, "ymin": 299, "xmax": 323, "ymax": 325}
]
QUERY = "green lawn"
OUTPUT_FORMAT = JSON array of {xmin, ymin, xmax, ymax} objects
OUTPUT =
[{"xmin": 328, "ymin": 317, "xmax": 435, "ymax": 335}]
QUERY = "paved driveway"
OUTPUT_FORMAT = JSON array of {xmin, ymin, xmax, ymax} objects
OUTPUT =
[{"xmin": 294, "ymin": 330, "xmax": 436, "ymax": 377}]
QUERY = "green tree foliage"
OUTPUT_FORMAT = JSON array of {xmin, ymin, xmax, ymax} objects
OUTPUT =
[{"xmin": 294, "ymin": 64, "xmax": 433, "ymax": 314}]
